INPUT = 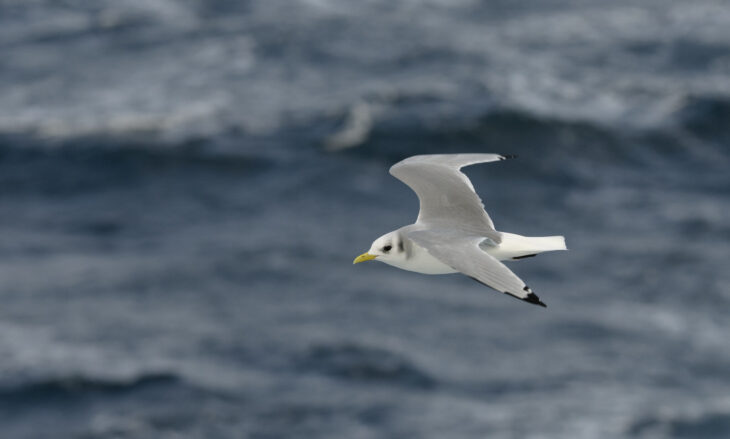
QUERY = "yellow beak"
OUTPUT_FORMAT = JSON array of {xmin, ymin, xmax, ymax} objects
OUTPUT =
[{"xmin": 353, "ymin": 252, "xmax": 377, "ymax": 264}]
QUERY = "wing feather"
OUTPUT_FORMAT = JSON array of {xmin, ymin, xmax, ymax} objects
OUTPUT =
[
  {"xmin": 407, "ymin": 229, "xmax": 546, "ymax": 307},
  {"xmin": 389, "ymin": 154, "xmax": 509, "ymax": 243}
]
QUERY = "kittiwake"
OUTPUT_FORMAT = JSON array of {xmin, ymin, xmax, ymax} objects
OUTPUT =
[{"xmin": 353, "ymin": 154, "xmax": 567, "ymax": 307}]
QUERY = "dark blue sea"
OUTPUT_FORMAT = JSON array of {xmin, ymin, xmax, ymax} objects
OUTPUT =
[{"xmin": 1, "ymin": 1, "xmax": 729, "ymax": 438}]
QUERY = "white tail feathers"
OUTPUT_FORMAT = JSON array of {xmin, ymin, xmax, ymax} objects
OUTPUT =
[
  {"xmin": 487, "ymin": 233, "xmax": 567, "ymax": 261},
  {"xmin": 528, "ymin": 235, "xmax": 567, "ymax": 252}
]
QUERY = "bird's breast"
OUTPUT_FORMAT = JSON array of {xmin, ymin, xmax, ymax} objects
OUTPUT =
[{"xmin": 381, "ymin": 242, "xmax": 457, "ymax": 275}]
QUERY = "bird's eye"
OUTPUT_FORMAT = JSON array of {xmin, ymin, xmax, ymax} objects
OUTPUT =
[{"xmin": 383, "ymin": 245, "xmax": 392, "ymax": 252}]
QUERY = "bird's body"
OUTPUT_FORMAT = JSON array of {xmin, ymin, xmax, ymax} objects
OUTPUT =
[
  {"xmin": 353, "ymin": 154, "xmax": 567, "ymax": 307},
  {"xmin": 381, "ymin": 227, "xmax": 565, "ymax": 275}
]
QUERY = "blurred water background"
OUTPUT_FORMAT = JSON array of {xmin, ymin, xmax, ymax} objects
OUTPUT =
[{"xmin": 1, "ymin": 1, "xmax": 730, "ymax": 438}]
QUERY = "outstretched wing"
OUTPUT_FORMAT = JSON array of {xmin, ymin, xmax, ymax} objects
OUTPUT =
[
  {"xmin": 389, "ymin": 154, "xmax": 511, "ymax": 243},
  {"xmin": 407, "ymin": 229, "xmax": 546, "ymax": 307}
]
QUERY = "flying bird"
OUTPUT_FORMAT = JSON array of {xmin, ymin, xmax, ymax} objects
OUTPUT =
[{"xmin": 353, "ymin": 154, "xmax": 566, "ymax": 307}]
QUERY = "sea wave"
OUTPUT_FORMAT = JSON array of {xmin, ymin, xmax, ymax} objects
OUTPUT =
[
  {"xmin": 629, "ymin": 409, "xmax": 730, "ymax": 438},
  {"xmin": 0, "ymin": 372, "xmax": 181, "ymax": 404},
  {"xmin": 299, "ymin": 343, "xmax": 436, "ymax": 389}
]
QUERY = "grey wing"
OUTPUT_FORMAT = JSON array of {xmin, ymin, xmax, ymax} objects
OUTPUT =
[
  {"xmin": 390, "ymin": 154, "xmax": 511, "ymax": 243},
  {"xmin": 408, "ymin": 229, "xmax": 546, "ymax": 307}
]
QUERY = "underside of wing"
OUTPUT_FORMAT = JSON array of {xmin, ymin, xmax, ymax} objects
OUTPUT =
[
  {"xmin": 407, "ymin": 229, "xmax": 547, "ymax": 307},
  {"xmin": 390, "ymin": 154, "xmax": 513, "ymax": 243}
]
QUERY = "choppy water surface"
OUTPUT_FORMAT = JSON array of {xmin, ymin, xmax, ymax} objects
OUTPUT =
[{"xmin": 1, "ymin": 1, "xmax": 729, "ymax": 438}]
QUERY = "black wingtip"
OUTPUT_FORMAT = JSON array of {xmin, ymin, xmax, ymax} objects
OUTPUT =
[
  {"xmin": 512, "ymin": 254, "xmax": 537, "ymax": 260},
  {"xmin": 503, "ymin": 286, "xmax": 547, "ymax": 308},
  {"xmin": 470, "ymin": 276, "xmax": 547, "ymax": 308},
  {"xmin": 499, "ymin": 154, "xmax": 518, "ymax": 160},
  {"xmin": 522, "ymin": 286, "xmax": 547, "ymax": 307},
  {"xmin": 524, "ymin": 292, "xmax": 547, "ymax": 308}
]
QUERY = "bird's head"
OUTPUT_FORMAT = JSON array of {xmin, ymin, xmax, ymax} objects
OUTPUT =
[{"xmin": 353, "ymin": 231, "xmax": 405, "ymax": 265}]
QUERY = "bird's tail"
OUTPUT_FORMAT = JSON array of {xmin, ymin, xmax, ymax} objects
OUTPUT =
[
  {"xmin": 493, "ymin": 233, "xmax": 567, "ymax": 260},
  {"xmin": 524, "ymin": 235, "xmax": 567, "ymax": 252}
]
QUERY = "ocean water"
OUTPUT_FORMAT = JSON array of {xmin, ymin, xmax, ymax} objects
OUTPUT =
[{"xmin": 1, "ymin": 1, "xmax": 730, "ymax": 438}]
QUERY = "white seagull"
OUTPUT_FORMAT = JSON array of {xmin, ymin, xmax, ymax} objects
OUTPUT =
[{"xmin": 353, "ymin": 154, "xmax": 566, "ymax": 307}]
